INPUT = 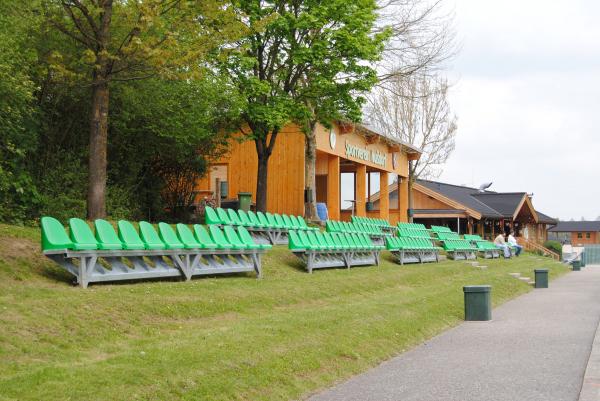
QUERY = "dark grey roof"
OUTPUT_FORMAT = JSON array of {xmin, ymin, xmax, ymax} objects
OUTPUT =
[
  {"xmin": 536, "ymin": 211, "xmax": 558, "ymax": 225},
  {"xmin": 548, "ymin": 221, "xmax": 600, "ymax": 232},
  {"xmin": 413, "ymin": 209, "xmax": 466, "ymax": 215},
  {"xmin": 470, "ymin": 192, "xmax": 526, "ymax": 217},
  {"xmin": 417, "ymin": 180, "xmax": 503, "ymax": 218},
  {"xmin": 417, "ymin": 179, "xmax": 555, "ymax": 222}
]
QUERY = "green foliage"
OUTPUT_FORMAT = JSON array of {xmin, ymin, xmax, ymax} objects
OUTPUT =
[
  {"xmin": 0, "ymin": 0, "xmax": 42, "ymax": 224},
  {"xmin": 219, "ymin": 0, "xmax": 388, "ymax": 137},
  {"xmin": 0, "ymin": 2, "xmax": 244, "ymax": 224},
  {"xmin": 544, "ymin": 240, "xmax": 563, "ymax": 257}
]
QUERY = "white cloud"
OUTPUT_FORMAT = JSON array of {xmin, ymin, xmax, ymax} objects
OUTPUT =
[{"xmin": 439, "ymin": 0, "xmax": 600, "ymax": 220}]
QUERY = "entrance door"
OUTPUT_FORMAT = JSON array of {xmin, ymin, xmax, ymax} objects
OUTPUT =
[{"xmin": 209, "ymin": 165, "xmax": 228, "ymax": 198}]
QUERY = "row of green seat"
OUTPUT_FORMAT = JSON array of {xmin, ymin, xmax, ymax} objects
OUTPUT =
[
  {"xmin": 397, "ymin": 228, "xmax": 432, "ymax": 239},
  {"xmin": 475, "ymin": 241, "xmax": 499, "ymax": 251},
  {"xmin": 42, "ymin": 217, "xmax": 271, "ymax": 252},
  {"xmin": 386, "ymin": 236, "xmax": 439, "ymax": 251},
  {"xmin": 441, "ymin": 239, "xmax": 477, "ymax": 252},
  {"xmin": 397, "ymin": 222, "xmax": 428, "ymax": 231},
  {"xmin": 463, "ymin": 234, "xmax": 483, "ymax": 241},
  {"xmin": 325, "ymin": 220, "xmax": 384, "ymax": 236},
  {"xmin": 430, "ymin": 225, "xmax": 453, "ymax": 233},
  {"xmin": 289, "ymin": 230, "xmax": 383, "ymax": 251},
  {"xmin": 205, "ymin": 206, "xmax": 317, "ymax": 232},
  {"xmin": 435, "ymin": 231, "xmax": 461, "ymax": 240},
  {"xmin": 351, "ymin": 216, "xmax": 393, "ymax": 228}
]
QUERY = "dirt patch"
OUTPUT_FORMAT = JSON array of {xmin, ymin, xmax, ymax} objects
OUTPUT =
[
  {"xmin": 0, "ymin": 236, "xmax": 71, "ymax": 285},
  {"xmin": 0, "ymin": 236, "xmax": 39, "ymax": 260}
]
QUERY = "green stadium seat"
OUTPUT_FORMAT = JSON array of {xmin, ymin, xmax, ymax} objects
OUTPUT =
[
  {"xmin": 41, "ymin": 216, "xmax": 73, "ymax": 251},
  {"xmin": 216, "ymin": 208, "xmax": 232, "ymax": 225},
  {"xmin": 69, "ymin": 218, "xmax": 98, "ymax": 250},
  {"xmin": 223, "ymin": 226, "xmax": 248, "ymax": 249},
  {"xmin": 237, "ymin": 209, "xmax": 253, "ymax": 227},
  {"xmin": 256, "ymin": 211, "xmax": 270, "ymax": 227},
  {"xmin": 176, "ymin": 224, "xmax": 202, "ymax": 249},
  {"xmin": 237, "ymin": 226, "xmax": 270, "ymax": 250},
  {"xmin": 193, "ymin": 224, "xmax": 218, "ymax": 248},
  {"xmin": 139, "ymin": 221, "xmax": 167, "ymax": 250},
  {"xmin": 204, "ymin": 206, "xmax": 221, "ymax": 225},
  {"xmin": 227, "ymin": 209, "xmax": 244, "ymax": 226},
  {"xmin": 117, "ymin": 220, "xmax": 146, "ymax": 250},
  {"xmin": 209, "ymin": 225, "xmax": 234, "ymax": 249},
  {"xmin": 158, "ymin": 223, "xmax": 185, "ymax": 250},
  {"xmin": 94, "ymin": 219, "xmax": 123, "ymax": 250}
]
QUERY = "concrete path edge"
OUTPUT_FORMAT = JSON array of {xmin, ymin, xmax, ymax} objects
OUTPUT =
[{"xmin": 579, "ymin": 316, "xmax": 600, "ymax": 401}]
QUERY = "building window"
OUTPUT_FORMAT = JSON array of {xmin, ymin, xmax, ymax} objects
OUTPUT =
[
  {"xmin": 577, "ymin": 233, "xmax": 583, "ymax": 239},
  {"xmin": 586, "ymin": 233, "xmax": 591, "ymax": 239}
]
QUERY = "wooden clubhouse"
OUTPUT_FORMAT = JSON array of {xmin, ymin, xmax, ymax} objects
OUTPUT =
[
  {"xmin": 195, "ymin": 122, "xmax": 421, "ymax": 224},
  {"xmin": 370, "ymin": 179, "xmax": 557, "ymax": 244}
]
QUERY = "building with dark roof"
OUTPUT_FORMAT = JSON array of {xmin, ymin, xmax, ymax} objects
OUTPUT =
[
  {"xmin": 370, "ymin": 179, "xmax": 557, "ymax": 243},
  {"xmin": 548, "ymin": 221, "xmax": 600, "ymax": 245}
]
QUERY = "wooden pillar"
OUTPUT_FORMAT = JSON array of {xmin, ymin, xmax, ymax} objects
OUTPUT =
[
  {"xmin": 327, "ymin": 155, "xmax": 340, "ymax": 220},
  {"xmin": 379, "ymin": 171, "xmax": 389, "ymax": 221},
  {"xmin": 399, "ymin": 176, "xmax": 409, "ymax": 223},
  {"xmin": 356, "ymin": 164, "xmax": 366, "ymax": 216}
]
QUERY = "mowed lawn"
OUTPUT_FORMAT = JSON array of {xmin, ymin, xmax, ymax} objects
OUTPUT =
[{"xmin": 0, "ymin": 224, "xmax": 568, "ymax": 401}]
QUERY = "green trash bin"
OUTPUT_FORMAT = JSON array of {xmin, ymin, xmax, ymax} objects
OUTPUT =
[
  {"xmin": 534, "ymin": 269, "xmax": 549, "ymax": 288},
  {"xmin": 238, "ymin": 192, "xmax": 252, "ymax": 212},
  {"xmin": 463, "ymin": 285, "xmax": 491, "ymax": 321},
  {"xmin": 572, "ymin": 260, "xmax": 581, "ymax": 271}
]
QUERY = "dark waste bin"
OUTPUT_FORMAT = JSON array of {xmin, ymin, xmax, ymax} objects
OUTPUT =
[
  {"xmin": 463, "ymin": 285, "xmax": 491, "ymax": 321},
  {"xmin": 238, "ymin": 192, "xmax": 252, "ymax": 212},
  {"xmin": 572, "ymin": 260, "xmax": 581, "ymax": 271},
  {"xmin": 534, "ymin": 269, "xmax": 549, "ymax": 288}
]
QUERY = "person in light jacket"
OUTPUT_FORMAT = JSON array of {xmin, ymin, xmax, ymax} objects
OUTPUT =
[
  {"xmin": 494, "ymin": 233, "xmax": 511, "ymax": 258},
  {"xmin": 507, "ymin": 231, "xmax": 523, "ymax": 256}
]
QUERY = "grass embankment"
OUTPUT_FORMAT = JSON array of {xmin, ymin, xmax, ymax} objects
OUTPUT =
[{"xmin": 0, "ymin": 223, "xmax": 568, "ymax": 401}]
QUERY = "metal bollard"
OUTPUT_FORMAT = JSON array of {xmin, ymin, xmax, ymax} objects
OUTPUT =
[
  {"xmin": 463, "ymin": 285, "xmax": 491, "ymax": 321},
  {"xmin": 534, "ymin": 269, "xmax": 549, "ymax": 288}
]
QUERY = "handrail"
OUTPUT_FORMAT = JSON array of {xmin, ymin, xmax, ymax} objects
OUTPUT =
[{"xmin": 519, "ymin": 238, "xmax": 560, "ymax": 260}]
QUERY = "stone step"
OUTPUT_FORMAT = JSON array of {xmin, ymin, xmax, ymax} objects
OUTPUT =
[
  {"xmin": 519, "ymin": 277, "xmax": 531, "ymax": 282},
  {"xmin": 509, "ymin": 273, "xmax": 521, "ymax": 278},
  {"xmin": 528, "ymin": 281, "xmax": 535, "ymax": 285}
]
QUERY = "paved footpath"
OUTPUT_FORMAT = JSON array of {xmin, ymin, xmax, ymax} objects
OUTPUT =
[{"xmin": 308, "ymin": 267, "xmax": 600, "ymax": 401}]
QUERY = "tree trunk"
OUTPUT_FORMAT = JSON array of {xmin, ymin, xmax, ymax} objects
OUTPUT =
[
  {"xmin": 256, "ymin": 155, "xmax": 269, "ymax": 212},
  {"xmin": 407, "ymin": 162, "xmax": 415, "ymax": 223},
  {"xmin": 304, "ymin": 121, "xmax": 318, "ymax": 220},
  {"xmin": 87, "ymin": 79, "xmax": 109, "ymax": 219},
  {"xmin": 254, "ymin": 127, "xmax": 279, "ymax": 213}
]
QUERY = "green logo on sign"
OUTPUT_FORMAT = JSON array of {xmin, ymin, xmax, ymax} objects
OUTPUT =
[{"xmin": 345, "ymin": 140, "xmax": 387, "ymax": 167}]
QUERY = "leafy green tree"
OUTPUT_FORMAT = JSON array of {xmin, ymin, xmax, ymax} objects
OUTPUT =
[
  {"xmin": 214, "ymin": 0, "xmax": 388, "ymax": 212},
  {"xmin": 0, "ymin": 0, "xmax": 42, "ymax": 223},
  {"xmin": 42, "ymin": 0, "xmax": 239, "ymax": 219}
]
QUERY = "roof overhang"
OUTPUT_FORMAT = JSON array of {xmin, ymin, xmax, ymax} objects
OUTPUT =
[
  {"xmin": 413, "ymin": 182, "xmax": 483, "ymax": 220},
  {"xmin": 413, "ymin": 209, "xmax": 469, "ymax": 218},
  {"xmin": 345, "ymin": 122, "xmax": 423, "ymax": 157},
  {"xmin": 513, "ymin": 194, "xmax": 539, "ymax": 223}
]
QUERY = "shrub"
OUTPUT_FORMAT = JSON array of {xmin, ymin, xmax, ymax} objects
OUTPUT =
[{"xmin": 544, "ymin": 240, "xmax": 562, "ymax": 257}]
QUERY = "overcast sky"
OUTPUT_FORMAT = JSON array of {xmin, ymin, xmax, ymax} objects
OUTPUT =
[{"xmin": 440, "ymin": 0, "xmax": 600, "ymax": 220}]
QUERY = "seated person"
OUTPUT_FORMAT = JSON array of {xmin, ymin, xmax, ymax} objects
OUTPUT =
[
  {"xmin": 507, "ymin": 231, "xmax": 523, "ymax": 257},
  {"xmin": 494, "ymin": 233, "xmax": 511, "ymax": 258}
]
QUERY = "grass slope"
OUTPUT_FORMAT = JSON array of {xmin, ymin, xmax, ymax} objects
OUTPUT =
[{"xmin": 0, "ymin": 224, "xmax": 568, "ymax": 401}]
